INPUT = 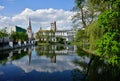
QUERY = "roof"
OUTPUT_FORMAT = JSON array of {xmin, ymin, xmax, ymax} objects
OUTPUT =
[{"xmin": 15, "ymin": 26, "xmax": 26, "ymax": 33}]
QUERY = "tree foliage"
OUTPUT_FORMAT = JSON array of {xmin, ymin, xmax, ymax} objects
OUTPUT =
[
  {"xmin": 73, "ymin": 0, "xmax": 120, "ymax": 65},
  {"xmin": 35, "ymin": 29, "xmax": 54, "ymax": 43},
  {"xmin": 10, "ymin": 32, "xmax": 28, "ymax": 42},
  {"xmin": 72, "ymin": 0, "xmax": 97, "ymax": 28},
  {"xmin": 73, "ymin": 0, "xmax": 100, "ymax": 49},
  {"xmin": 95, "ymin": 0, "xmax": 120, "ymax": 65},
  {"xmin": 0, "ymin": 29, "xmax": 8, "ymax": 38},
  {"xmin": 86, "ymin": 21, "xmax": 103, "ymax": 50}
]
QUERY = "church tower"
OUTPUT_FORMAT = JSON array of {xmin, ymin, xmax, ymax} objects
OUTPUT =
[
  {"xmin": 51, "ymin": 21, "xmax": 56, "ymax": 32},
  {"xmin": 28, "ymin": 18, "xmax": 32, "ymax": 30},
  {"xmin": 27, "ymin": 18, "xmax": 33, "ymax": 40}
]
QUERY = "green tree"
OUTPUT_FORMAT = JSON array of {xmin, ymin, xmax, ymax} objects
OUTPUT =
[
  {"xmin": 75, "ymin": 29, "xmax": 85, "ymax": 42},
  {"xmin": 56, "ymin": 37, "xmax": 66, "ymax": 44},
  {"xmin": 0, "ymin": 29, "xmax": 8, "ymax": 38},
  {"xmin": 10, "ymin": 32, "xmax": 28, "ymax": 42},
  {"xmin": 73, "ymin": 0, "xmax": 120, "ymax": 65},
  {"xmin": 72, "ymin": 0, "xmax": 100, "ymax": 50},
  {"xmin": 72, "ymin": 0, "xmax": 97, "ymax": 28},
  {"xmin": 36, "ymin": 29, "xmax": 54, "ymax": 43},
  {"xmin": 86, "ymin": 21, "xmax": 103, "ymax": 51},
  {"xmin": 89, "ymin": 0, "xmax": 111, "ymax": 12},
  {"xmin": 75, "ymin": 29, "xmax": 88, "ymax": 48},
  {"xmin": 95, "ymin": 0, "xmax": 120, "ymax": 65},
  {"xmin": 35, "ymin": 30, "xmax": 43, "ymax": 42}
]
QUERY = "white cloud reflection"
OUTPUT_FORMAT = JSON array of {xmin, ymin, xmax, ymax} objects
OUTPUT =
[
  {"xmin": 0, "ymin": 5, "xmax": 4, "ymax": 10},
  {"xmin": 12, "ymin": 55, "xmax": 84, "ymax": 73}
]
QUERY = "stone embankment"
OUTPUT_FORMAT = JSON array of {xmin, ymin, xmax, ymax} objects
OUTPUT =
[{"xmin": 0, "ymin": 41, "xmax": 35, "ymax": 51}]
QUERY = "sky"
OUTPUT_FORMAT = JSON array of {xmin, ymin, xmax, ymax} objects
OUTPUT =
[{"xmin": 0, "ymin": 0, "xmax": 75, "ymax": 32}]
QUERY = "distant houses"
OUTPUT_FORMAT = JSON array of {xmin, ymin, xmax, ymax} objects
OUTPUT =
[
  {"xmin": 0, "ymin": 26, "xmax": 27, "ymax": 43},
  {"xmin": 6, "ymin": 25, "xmax": 26, "ymax": 34},
  {"xmin": 5, "ymin": 19, "xmax": 34, "ymax": 42},
  {"xmin": 0, "ymin": 19, "xmax": 35, "ymax": 50},
  {"xmin": 35, "ymin": 21, "xmax": 76, "ymax": 43},
  {"xmin": 1, "ymin": 19, "xmax": 76, "ymax": 45}
]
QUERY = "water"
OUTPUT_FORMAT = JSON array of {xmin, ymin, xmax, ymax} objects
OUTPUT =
[{"xmin": 0, "ymin": 45, "xmax": 120, "ymax": 81}]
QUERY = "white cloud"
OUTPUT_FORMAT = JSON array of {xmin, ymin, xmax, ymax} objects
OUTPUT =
[
  {"xmin": 0, "ymin": 8, "xmax": 75, "ymax": 32},
  {"xmin": 0, "ymin": 16, "xmax": 11, "ymax": 29},
  {"xmin": 0, "ymin": 5, "xmax": 4, "ymax": 10}
]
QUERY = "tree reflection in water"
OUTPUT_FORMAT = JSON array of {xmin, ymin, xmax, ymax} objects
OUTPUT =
[
  {"xmin": 0, "ymin": 45, "xmax": 120, "ymax": 81},
  {"xmin": 72, "ymin": 47, "xmax": 120, "ymax": 81},
  {"xmin": 36, "ymin": 45, "xmax": 67, "ymax": 63},
  {"xmin": 0, "ymin": 47, "xmax": 32, "ymax": 65}
]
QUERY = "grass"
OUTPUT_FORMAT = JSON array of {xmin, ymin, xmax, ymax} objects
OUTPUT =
[{"xmin": 38, "ymin": 42, "xmax": 50, "ymax": 45}]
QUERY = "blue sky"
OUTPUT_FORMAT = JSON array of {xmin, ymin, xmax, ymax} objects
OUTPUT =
[
  {"xmin": 0, "ymin": 0, "xmax": 74, "ymax": 16},
  {"xmin": 0, "ymin": 0, "xmax": 75, "ymax": 32}
]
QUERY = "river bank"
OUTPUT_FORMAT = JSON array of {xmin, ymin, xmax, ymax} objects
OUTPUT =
[{"xmin": 0, "ymin": 40, "xmax": 35, "ymax": 51}]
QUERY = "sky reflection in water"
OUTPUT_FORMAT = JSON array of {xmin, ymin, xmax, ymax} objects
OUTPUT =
[
  {"xmin": 0, "ymin": 45, "xmax": 119, "ymax": 81},
  {"xmin": 0, "ymin": 45, "xmax": 87, "ymax": 81}
]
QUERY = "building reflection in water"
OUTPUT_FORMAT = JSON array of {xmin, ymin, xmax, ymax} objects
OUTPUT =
[
  {"xmin": 0, "ymin": 45, "xmax": 76, "ymax": 65},
  {"xmin": 0, "ymin": 48, "xmax": 29, "ymax": 65},
  {"xmin": 51, "ymin": 53, "xmax": 56, "ymax": 63},
  {"xmin": 36, "ymin": 45, "xmax": 76, "ymax": 63},
  {"xmin": 27, "ymin": 47, "xmax": 33, "ymax": 65}
]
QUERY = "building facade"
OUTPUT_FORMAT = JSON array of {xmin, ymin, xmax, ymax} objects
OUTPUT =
[
  {"xmin": 6, "ymin": 25, "xmax": 26, "ymax": 34},
  {"xmin": 55, "ymin": 30, "xmax": 76, "ymax": 42},
  {"xmin": 1, "ymin": 25, "xmax": 27, "ymax": 42},
  {"xmin": 36, "ymin": 21, "xmax": 76, "ymax": 43}
]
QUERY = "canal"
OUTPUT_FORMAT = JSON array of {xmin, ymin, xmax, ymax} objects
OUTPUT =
[{"xmin": 0, "ymin": 45, "xmax": 120, "ymax": 81}]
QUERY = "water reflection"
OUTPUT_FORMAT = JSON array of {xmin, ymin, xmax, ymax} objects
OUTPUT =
[
  {"xmin": 0, "ymin": 45, "xmax": 79, "ymax": 81},
  {"xmin": 13, "ymin": 45, "xmax": 78, "ymax": 73},
  {"xmin": 71, "ymin": 46, "xmax": 120, "ymax": 81},
  {"xmin": 0, "ymin": 45, "xmax": 120, "ymax": 81},
  {"xmin": 35, "ymin": 45, "xmax": 76, "ymax": 64},
  {"xmin": 27, "ymin": 47, "xmax": 32, "ymax": 65}
]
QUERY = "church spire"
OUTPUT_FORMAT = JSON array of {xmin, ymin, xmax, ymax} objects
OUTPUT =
[
  {"xmin": 28, "ymin": 18, "xmax": 32, "ymax": 29},
  {"xmin": 27, "ymin": 18, "xmax": 33, "ymax": 40}
]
